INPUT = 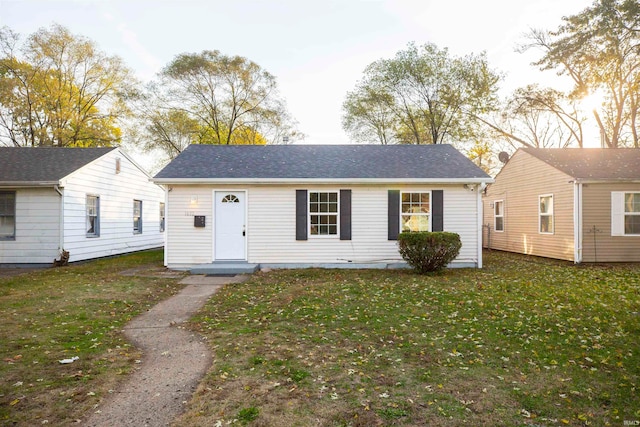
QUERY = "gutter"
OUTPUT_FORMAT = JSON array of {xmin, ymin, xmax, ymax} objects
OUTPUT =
[
  {"xmin": 0, "ymin": 181, "xmax": 60, "ymax": 189},
  {"xmin": 152, "ymin": 177, "xmax": 495, "ymax": 185}
]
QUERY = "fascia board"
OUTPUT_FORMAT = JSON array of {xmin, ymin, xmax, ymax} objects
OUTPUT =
[{"xmin": 152, "ymin": 177, "xmax": 495, "ymax": 185}]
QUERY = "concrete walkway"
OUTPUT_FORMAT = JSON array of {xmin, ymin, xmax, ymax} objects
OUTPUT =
[{"xmin": 84, "ymin": 274, "xmax": 249, "ymax": 427}]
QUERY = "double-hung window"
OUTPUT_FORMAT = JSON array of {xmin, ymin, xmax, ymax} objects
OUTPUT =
[
  {"xmin": 86, "ymin": 195, "xmax": 100, "ymax": 237},
  {"xmin": 133, "ymin": 200, "xmax": 142, "ymax": 234},
  {"xmin": 624, "ymin": 193, "xmax": 640, "ymax": 235},
  {"xmin": 0, "ymin": 191, "xmax": 16, "ymax": 240},
  {"xmin": 612, "ymin": 192, "xmax": 640, "ymax": 236},
  {"xmin": 309, "ymin": 191, "xmax": 338, "ymax": 236},
  {"xmin": 539, "ymin": 194, "xmax": 554, "ymax": 234},
  {"xmin": 401, "ymin": 192, "xmax": 430, "ymax": 232},
  {"xmin": 494, "ymin": 200, "xmax": 504, "ymax": 232}
]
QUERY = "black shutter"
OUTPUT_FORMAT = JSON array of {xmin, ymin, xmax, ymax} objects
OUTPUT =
[
  {"xmin": 432, "ymin": 190, "xmax": 443, "ymax": 232},
  {"xmin": 296, "ymin": 190, "xmax": 307, "ymax": 240},
  {"xmin": 388, "ymin": 190, "xmax": 400, "ymax": 240},
  {"xmin": 340, "ymin": 189, "xmax": 351, "ymax": 240}
]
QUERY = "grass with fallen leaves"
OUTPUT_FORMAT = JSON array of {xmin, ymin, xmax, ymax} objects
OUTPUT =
[
  {"xmin": 179, "ymin": 251, "xmax": 640, "ymax": 427},
  {"xmin": 0, "ymin": 249, "xmax": 184, "ymax": 426}
]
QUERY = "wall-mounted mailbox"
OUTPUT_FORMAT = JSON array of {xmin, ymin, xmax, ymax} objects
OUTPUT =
[{"xmin": 194, "ymin": 216, "xmax": 206, "ymax": 228}]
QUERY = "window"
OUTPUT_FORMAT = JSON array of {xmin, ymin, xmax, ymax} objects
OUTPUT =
[
  {"xmin": 401, "ymin": 192, "xmax": 430, "ymax": 232},
  {"xmin": 222, "ymin": 194, "xmax": 239, "ymax": 203},
  {"xmin": 494, "ymin": 200, "xmax": 504, "ymax": 232},
  {"xmin": 133, "ymin": 200, "xmax": 142, "ymax": 234},
  {"xmin": 86, "ymin": 195, "xmax": 100, "ymax": 237},
  {"xmin": 624, "ymin": 193, "xmax": 640, "ymax": 235},
  {"xmin": 539, "ymin": 195, "xmax": 554, "ymax": 234},
  {"xmin": 159, "ymin": 202, "xmax": 165, "ymax": 232},
  {"xmin": 115, "ymin": 157, "xmax": 121, "ymax": 174},
  {"xmin": 0, "ymin": 191, "xmax": 16, "ymax": 240},
  {"xmin": 309, "ymin": 191, "xmax": 338, "ymax": 236}
]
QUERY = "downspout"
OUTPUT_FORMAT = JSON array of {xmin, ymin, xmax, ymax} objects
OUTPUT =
[
  {"xmin": 477, "ymin": 183, "xmax": 485, "ymax": 268},
  {"xmin": 54, "ymin": 184, "xmax": 64, "ymax": 257},
  {"xmin": 573, "ymin": 181, "xmax": 583, "ymax": 263},
  {"xmin": 164, "ymin": 186, "xmax": 170, "ymax": 267}
]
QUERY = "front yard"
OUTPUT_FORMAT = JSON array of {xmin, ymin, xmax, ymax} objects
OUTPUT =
[
  {"xmin": 1, "ymin": 250, "xmax": 639, "ymax": 426},
  {"xmin": 178, "ymin": 251, "xmax": 640, "ymax": 426}
]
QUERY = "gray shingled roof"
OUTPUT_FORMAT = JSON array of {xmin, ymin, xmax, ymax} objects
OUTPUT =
[
  {"xmin": 522, "ymin": 147, "xmax": 640, "ymax": 180},
  {"xmin": 154, "ymin": 144, "xmax": 491, "ymax": 181},
  {"xmin": 0, "ymin": 147, "xmax": 115, "ymax": 183}
]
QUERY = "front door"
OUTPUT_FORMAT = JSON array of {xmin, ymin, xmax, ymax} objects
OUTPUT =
[{"xmin": 214, "ymin": 191, "xmax": 246, "ymax": 260}]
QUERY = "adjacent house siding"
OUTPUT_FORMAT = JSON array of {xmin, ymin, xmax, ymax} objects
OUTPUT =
[
  {"xmin": 0, "ymin": 188, "xmax": 60, "ymax": 264},
  {"xmin": 483, "ymin": 150, "xmax": 575, "ymax": 261},
  {"xmin": 581, "ymin": 182, "xmax": 640, "ymax": 262},
  {"xmin": 165, "ymin": 183, "xmax": 481, "ymax": 268},
  {"xmin": 61, "ymin": 149, "xmax": 165, "ymax": 263}
]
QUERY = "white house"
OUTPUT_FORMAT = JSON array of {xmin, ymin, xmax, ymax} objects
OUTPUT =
[
  {"xmin": 0, "ymin": 147, "xmax": 165, "ymax": 265},
  {"xmin": 152, "ymin": 144, "xmax": 493, "ymax": 272}
]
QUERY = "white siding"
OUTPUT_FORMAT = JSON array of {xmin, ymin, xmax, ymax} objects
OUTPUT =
[
  {"xmin": 165, "ymin": 186, "xmax": 213, "ymax": 266},
  {"xmin": 165, "ymin": 184, "xmax": 481, "ymax": 268},
  {"xmin": 0, "ymin": 188, "xmax": 61, "ymax": 264},
  {"xmin": 61, "ymin": 149, "xmax": 165, "ymax": 263}
]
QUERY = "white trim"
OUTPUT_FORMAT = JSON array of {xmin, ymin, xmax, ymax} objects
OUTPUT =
[
  {"xmin": 538, "ymin": 194, "xmax": 554, "ymax": 235},
  {"xmin": 400, "ymin": 190, "xmax": 432, "ymax": 233},
  {"xmin": 153, "ymin": 177, "xmax": 494, "ymax": 185},
  {"xmin": 612, "ymin": 191, "xmax": 640, "ymax": 236},
  {"xmin": 307, "ymin": 190, "xmax": 340, "ymax": 238},
  {"xmin": 493, "ymin": 199, "xmax": 504, "ymax": 232}
]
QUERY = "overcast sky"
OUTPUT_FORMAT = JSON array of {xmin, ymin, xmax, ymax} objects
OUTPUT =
[{"xmin": 2, "ymin": 0, "xmax": 595, "ymax": 149}]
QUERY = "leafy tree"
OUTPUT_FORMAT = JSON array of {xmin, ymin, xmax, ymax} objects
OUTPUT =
[
  {"xmin": 523, "ymin": 0, "xmax": 640, "ymax": 148},
  {"xmin": 342, "ymin": 42, "xmax": 501, "ymax": 145},
  {"xmin": 0, "ymin": 24, "xmax": 135, "ymax": 147},
  {"xmin": 139, "ymin": 50, "xmax": 300, "ymax": 158}
]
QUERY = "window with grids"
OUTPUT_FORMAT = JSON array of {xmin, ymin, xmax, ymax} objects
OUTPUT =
[
  {"xmin": 401, "ymin": 192, "xmax": 430, "ymax": 232},
  {"xmin": 133, "ymin": 200, "xmax": 142, "ymax": 234},
  {"xmin": 309, "ymin": 192, "xmax": 338, "ymax": 236},
  {"xmin": 494, "ymin": 200, "xmax": 504, "ymax": 232},
  {"xmin": 86, "ymin": 195, "xmax": 100, "ymax": 237},
  {"xmin": 625, "ymin": 193, "xmax": 640, "ymax": 235},
  {"xmin": 539, "ymin": 195, "xmax": 554, "ymax": 234},
  {"xmin": 0, "ymin": 191, "xmax": 16, "ymax": 240}
]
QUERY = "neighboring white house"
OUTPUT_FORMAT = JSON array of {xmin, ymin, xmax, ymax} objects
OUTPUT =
[
  {"xmin": 152, "ymin": 144, "xmax": 493, "ymax": 270},
  {"xmin": 0, "ymin": 147, "xmax": 165, "ymax": 265}
]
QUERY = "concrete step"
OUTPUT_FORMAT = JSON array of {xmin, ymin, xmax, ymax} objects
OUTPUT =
[{"xmin": 190, "ymin": 262, "xmax": 259, "ymax": 276}]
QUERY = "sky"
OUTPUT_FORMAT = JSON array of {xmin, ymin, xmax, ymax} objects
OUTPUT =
[{"xmin": 1, "ymin": 0, "xmax": 596, "ymax": 154}]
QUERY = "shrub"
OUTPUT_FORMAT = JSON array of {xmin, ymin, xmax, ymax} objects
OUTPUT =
[{"xmin": 397, "ymin": 231, "xmax": 462, "ymax": 273}]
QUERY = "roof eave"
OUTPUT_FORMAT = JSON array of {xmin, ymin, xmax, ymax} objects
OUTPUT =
[
  {"xmin": 0, "ymin": 181, "xmax": 61, "ymax": 188},
  {"xmin": 573, "ymin": 178, "xmax": 640, "ymax": 184},
  {"xmin": 152, "ymin": 177, "xmax": 494, "ymax": 185}
]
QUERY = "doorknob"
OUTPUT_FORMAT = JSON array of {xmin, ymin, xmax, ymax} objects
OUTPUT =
[{"xmin": 242, "ymin": 225, "xmax": 246, "ymax": 236}]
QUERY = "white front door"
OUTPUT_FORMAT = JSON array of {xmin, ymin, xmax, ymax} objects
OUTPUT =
[{"xmin": 214, "ymin": 191, "xmax": 246, "ymax": 260}]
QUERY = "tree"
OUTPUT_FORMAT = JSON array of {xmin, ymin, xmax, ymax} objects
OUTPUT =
[
  {"xmin": 523, "ymin": 0, "xmax": 640, "ymax": 148},
  {"xmin": 139, "ymin": 50, "xmax": 300, "ymax": 158},
  {"xmin": 479, "ymin": 85, "xmax": 589, "ymax": 149},
  {"xmin": 0, "ymin": 24, "xmax": 135, "ymax": 147},
  {"xmin": 342, "ymin": 42, "xmax": 501, "ymax": 145}
]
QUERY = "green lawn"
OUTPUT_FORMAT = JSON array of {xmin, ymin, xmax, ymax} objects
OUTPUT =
[
  {"xmin": 177, "ymin": 251, "xmax": 640, "ymax": 427},
  {"xmin": 0, "ymin": 250, "xmax": 184, "ymax": 426},
  {"xmin": 1, "ymin": 250, "xmax": 639, "ymax": 426}
]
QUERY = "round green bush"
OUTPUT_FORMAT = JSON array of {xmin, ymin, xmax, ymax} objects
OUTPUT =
[{"xmin": 397, "ymin": 231, "xmax": 462, "ymax": 273}]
